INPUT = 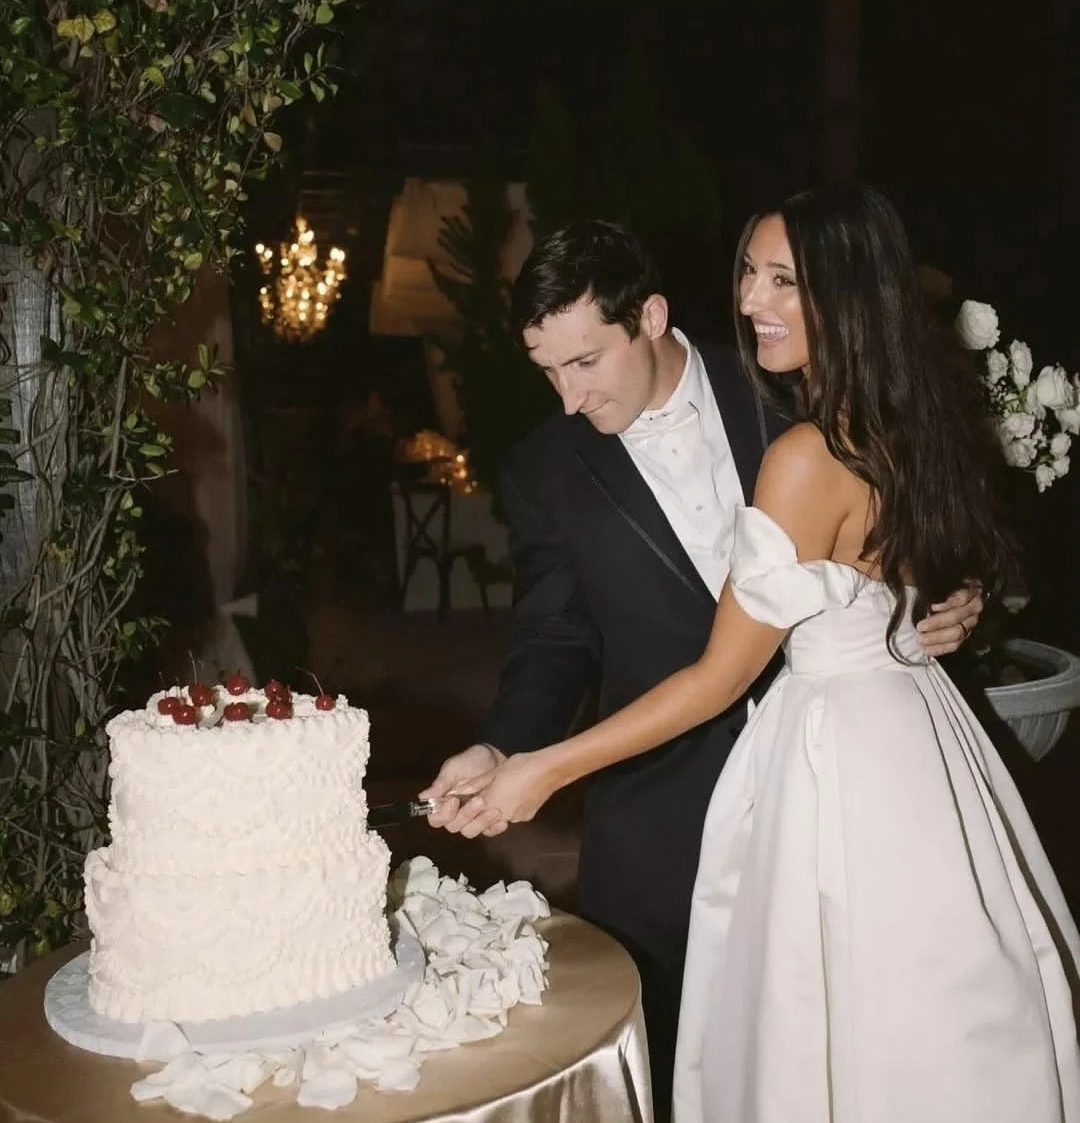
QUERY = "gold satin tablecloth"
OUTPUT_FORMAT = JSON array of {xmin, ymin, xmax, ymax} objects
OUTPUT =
[{"xmin": 0, "ymin": 912, "xmax": 652, "ymax": 1123}]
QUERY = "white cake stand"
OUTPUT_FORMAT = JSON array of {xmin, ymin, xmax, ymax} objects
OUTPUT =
[{"xmin": 43, "ymin": 928, "xmax": 425, "ymax": 1059}]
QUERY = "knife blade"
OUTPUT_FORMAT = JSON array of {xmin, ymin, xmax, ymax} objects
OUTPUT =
[{"xmin": 368, "ymin": 798, "xmax": 439, "ymax": 829}]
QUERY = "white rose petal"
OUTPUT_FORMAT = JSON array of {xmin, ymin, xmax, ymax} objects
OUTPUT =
[
  {"xmin": 986, "ymin": 350, "xmax": 1009, "ymax": 383},
  {"xmin": 1008, "ymin": 339, "xmax": 1033, "ymax": 382},
  {"xmin": 1050, "ymin": 431, "xmax": 1072, "ymax": 458},
  {"xmin": 1053, "ymin": 455, "xmax": 1070, "ymax": 479},
  {"xmin": 1058, "ymin": 407, "xmax": 1080, "ymax": 435},
  {"xmin": 1035, "ymin": 463, "xmax": 1056, "ymax": 491},
  {"xmin": 1024, "ymin": 382, "xmax": 1045, "ymax": 417},
  {"xmin": 1003, "ymin": 437, "xmax": 1037, "ymax": 468},
  {"xmin": 1000, "ymin": 413, "xmax": 1036, "ymax": 440},
  {"xmin": 1035, "ymin": 364, "xmax": 1072, "ymax": 410},
  {"xmin": 955, "ymin": 300, "xmax": 1000, "ymax": 351}
]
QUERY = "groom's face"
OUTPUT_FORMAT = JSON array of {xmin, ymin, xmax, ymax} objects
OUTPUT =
[{"xmin": 522, "ymin": 295, "xmax": 667, "ymax": 435}]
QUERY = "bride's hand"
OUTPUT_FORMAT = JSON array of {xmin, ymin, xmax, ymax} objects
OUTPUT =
[{"xmin": 450, "ymin": 751, "xmax": 562, "ymax": 839}]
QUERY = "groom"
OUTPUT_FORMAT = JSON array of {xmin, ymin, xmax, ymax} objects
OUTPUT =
[{"xmin": 420, "ymin": 219, "xmax": 982, "ymax": 1115}]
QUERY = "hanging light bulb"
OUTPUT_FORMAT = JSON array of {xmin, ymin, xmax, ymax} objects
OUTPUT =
[{"xmin": 254, "ymin": 216, "xmax": 346, "ymax": 342}]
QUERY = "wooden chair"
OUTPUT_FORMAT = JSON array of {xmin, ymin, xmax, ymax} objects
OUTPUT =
[{"xmin": 395, "ymin": 460, "xmax": 490, "ymax": 621}]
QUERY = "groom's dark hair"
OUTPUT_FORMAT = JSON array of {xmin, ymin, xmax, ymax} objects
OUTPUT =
[{"xmin": 509, "ymin": 219, "xmax": 662, "ymax": 341}]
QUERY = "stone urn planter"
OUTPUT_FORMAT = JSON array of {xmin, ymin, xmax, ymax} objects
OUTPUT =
[{"xmin": 984, "ymin": 639, "xmax": 1080, "ymax": 761}]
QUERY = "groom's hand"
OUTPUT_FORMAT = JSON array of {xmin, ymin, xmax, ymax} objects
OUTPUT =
[
  {"xmin": 419, "ymin": 743, "xmax": 506, "ymax": 830},
  {"xmin": 916, "ymin": 584, "xmax": 984, "ymax": 658}
]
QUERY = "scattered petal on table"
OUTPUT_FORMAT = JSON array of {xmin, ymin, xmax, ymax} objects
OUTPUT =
[{"xmin": 125, "ymin": 857, "xmax": 551, "ymax": 1119}]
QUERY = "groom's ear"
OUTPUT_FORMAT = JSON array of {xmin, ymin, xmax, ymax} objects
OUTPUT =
[{"xmin": 640, "ymin": 293, "xmax": 669, "ymax": 340}]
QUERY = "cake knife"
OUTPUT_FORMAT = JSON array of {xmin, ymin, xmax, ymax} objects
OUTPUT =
[{"xmin": 368, "ymin": 798, "xmax": 440, "ymax": 828}]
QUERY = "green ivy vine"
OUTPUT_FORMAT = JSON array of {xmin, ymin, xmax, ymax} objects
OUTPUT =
[{"xmin": 0, "ymin": 0, "xmax": 352, "ymax": 968}]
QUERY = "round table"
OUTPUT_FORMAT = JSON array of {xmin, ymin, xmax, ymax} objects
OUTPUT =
[{"xmin": 0, "ymin": 912, "xmax": 652, "ymax": 1122}]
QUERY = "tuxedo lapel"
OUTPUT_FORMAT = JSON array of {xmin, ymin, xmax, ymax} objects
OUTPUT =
[{"xmin": 573, "ymin": 418, "xmax": 713, "ymax": 604}]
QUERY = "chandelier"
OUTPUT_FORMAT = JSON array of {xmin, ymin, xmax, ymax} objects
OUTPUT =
[{"xmin": 254, "ymin": 216, "xmax": 346, "ymax": 342}]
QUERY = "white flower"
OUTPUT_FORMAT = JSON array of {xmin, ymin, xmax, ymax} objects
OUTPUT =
[
  {"xmin": 1002, "ymin": 593, "xmax": 1030, "ymax": 614},
  {"xmin": 957, "ymin": 294, "xmax": 1075, "ymax": 492},
  {"xmin": 1058, "ymin": 407, "xmax": 1080, "ymax": 435},
  {"xmin": 1011, "ymin": 357, "xmax": 1032, "ymax": 389},
  {"xmin": 1008, "ymin": 340, "xmax": 1033, "ymax": 383},
  {"xmin": 955, "ymin": 300, "xmax": 1000, "ymax": 350},
  {"xmin": 1000, "ymin": 413, "xmax": 1036, "ymax": 440},
  {"xmin": 1003, "ymin": 437, "xmax": 1037, "ymax": 468},
  {"xmin": 1035, "ymin": 364, "xmax": 1072, "ymax": 410},
  {"xmin": 985, "ymin": 350, "xmax": 1009, "ymax": 383},
  {"xmin": 1024, "ymin": 382, "xmax": 1045, "ymax": 417}
]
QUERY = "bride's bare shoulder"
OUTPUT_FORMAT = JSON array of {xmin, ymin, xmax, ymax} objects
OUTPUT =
[
  {"xmin": 754, "ymin": 423, "xmax": 863, "ymax": 558},
  {"xmin": 761, "ymin": 422, "xmax": 844, "ymax": 479}
]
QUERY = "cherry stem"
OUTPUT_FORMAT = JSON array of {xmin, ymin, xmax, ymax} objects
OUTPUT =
[{"xmin": 297, "ymin": 666, "xmax": 325, "ymax": 696}]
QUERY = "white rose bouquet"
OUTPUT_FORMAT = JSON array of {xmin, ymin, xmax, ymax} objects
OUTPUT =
[{"xmin": 955, "ymin": 300, "xmax": 1080, "ymax": 492}]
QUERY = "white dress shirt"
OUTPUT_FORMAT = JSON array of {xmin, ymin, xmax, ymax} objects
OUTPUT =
[{"xmin": 618, "ymin": 329, "xmax": 745, "ymax": 599}]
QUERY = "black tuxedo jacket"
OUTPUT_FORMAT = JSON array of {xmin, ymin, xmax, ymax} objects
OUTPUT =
[
  {"xmin": 483, "ymin": 339, "xmax": 789, "ymax": 751},
  {"xmin": 480, "ymin": 339, "xmax": 790, "ymax": 996}
]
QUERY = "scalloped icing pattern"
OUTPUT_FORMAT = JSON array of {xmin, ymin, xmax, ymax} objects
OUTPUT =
[{"xmin": 83, "ymin": 688, "xmax": 395, "ymax": 1024}]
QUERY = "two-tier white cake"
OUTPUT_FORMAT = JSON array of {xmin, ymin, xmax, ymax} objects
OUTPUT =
[{"xmin": 83, "ymin": 680, "xmax": 395, "ymax": 1024}]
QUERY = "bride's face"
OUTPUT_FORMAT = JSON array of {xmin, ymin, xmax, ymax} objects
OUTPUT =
[{"xmin": 738, "ymin": 215, "xmax": 810, "ymax": 375}]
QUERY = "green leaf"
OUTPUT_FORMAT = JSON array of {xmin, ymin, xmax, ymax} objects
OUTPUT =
[
  {"xmin": 262, "ymin": 131, "xmax": 282, "ymax": 153},
  {"xmin": 121, "ymin": 620, "xmax": 136, "ymax": 638},
  {"xmin": 11, "ymin": 16, "xmax": 31, "ymax": 34},
  {"xmin": 187, "ymin": 369, "xmax": 207, "ymax": 390},
  {"xmin": 138, "ymin": 443, "xmax": 166, "ymax": 458},
  {"xmin": 91, "ymin": 10, "xmax": 117, "ymax": 34},
  {"xmin": 182, "ymin": 251, "xmax": 204, "ymax": 271},
  {"xmin": 314, "ymin": 3, "xmax": 334, "ymax": 24},
  {"xmin": 142, "ymin": 66, "xmax": 166, "ymax": 88},
  {"xmin": 74, "ymin": 716, "xmax": 87, "ymax": 738},
  {"xmin": 278, "ymin": 79, "xmax": 302, "ymax": 102},
  {"xmin": 56, "ymin": 16, "xmax": 96, "ymax": 43}
]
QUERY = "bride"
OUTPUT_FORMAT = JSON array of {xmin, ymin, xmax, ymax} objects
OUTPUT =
[{"xmin": 453, "ymin": 183, "xmax": 1080, "ymax": 1121}]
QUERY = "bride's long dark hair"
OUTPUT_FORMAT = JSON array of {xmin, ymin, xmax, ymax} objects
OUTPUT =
[{"xmin": 733, "ymin": 183, "xmax": 1015, "ymax": 649}]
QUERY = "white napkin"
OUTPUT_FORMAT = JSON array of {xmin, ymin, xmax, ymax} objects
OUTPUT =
[{"xmin": 128, "ymin": 857, "xmax": 551, "ymax": 1119}]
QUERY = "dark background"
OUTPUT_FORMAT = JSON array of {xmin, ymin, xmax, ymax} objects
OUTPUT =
[{"xmin": 209, "ymin": 0, "xmax": 1080, "ymax": 668}]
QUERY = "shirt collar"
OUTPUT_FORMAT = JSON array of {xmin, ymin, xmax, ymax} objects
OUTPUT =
[{"xmin": 625, "ymin": 328, "xmax": 707, "ymax": 433}]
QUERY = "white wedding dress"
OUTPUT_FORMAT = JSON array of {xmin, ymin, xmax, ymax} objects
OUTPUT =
[{"xmin": 672, "ymin": 506, "xmax": 1080, "ymax": 1123}]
